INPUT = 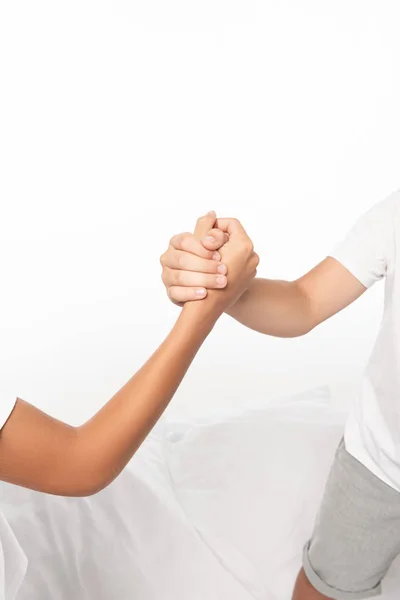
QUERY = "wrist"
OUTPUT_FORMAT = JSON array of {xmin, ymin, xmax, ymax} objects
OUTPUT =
[
  {"xmin": 224, "ymin": 283, "xmax": 252, "ymax": 316},
  {"xmin": 180, "ymin": 298, "xmax": 222, "ymax": 331}
]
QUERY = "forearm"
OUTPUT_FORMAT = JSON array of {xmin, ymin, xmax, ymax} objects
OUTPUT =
[
  {"xmin": 75, "ymin": 301, "xmax": 219, "ymax": 494},
  {"xmin": 0, "ymin": 302, "xmax": 219, "ymax": 496},
  {"xmin": 226, "ymin": 278, "xmax": 315, "ymax": 337}
]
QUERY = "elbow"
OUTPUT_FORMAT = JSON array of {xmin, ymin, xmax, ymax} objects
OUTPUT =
[
  {"xmin": 74, "ymin": 468, "xmax": 121, "ymax": 497},
  {"xmin": 76, "ymin": 470, "xmax": 118, "ymax": 497},
  {"xmin": 56, "ymin": 469, "xmax": 114, "ymax": 498},
  {"xmin": 290, "ymin": 281, "xmax": 319, "ymax": 337},
  {"xmin": 62, "ymin": 476, "xmax": 107, "ymax": 498},
  {"xmin": 284, "ymin": 319, "xmax": 316, "ymax": 338},
  {"xmin": 279, "ymin": 326, "xmax": 314, "ymax": 339},
  {"xmin": 294, "ymin": 319, "xmax": 317, "ymax": 337},
  {"xmin": 70, "ymin": 481, "xmax": 108, "ymax": 498},
  {"xmin": 52, "ymin": 428, "xmax": 116, "ymax": 498}
]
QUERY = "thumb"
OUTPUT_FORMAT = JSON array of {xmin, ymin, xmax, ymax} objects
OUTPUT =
[
  {"xmin": 194, "ymin": 211, "xmax": 217, "ymax": 240},
  {"xmin": 201, "ymin": 228, "xmax": 229, "ymax": 251},
  {"xmin": 215, "ymin": 218, "xmax": 248, "ymax": 237}
]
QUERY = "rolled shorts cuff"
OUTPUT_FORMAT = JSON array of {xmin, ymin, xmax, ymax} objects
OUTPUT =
[{"xmin": 302, "ymin": 540, "xmax": 382, "ymax": 600}]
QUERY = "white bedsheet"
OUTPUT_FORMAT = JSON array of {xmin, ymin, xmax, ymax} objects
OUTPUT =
[
  {"xmin": 1, "ymin": 387, "xmax": 400, "ymax": 599},
  {"xmin": 2, "ymin": 427, "xmax": 255, "ymax": 600}
]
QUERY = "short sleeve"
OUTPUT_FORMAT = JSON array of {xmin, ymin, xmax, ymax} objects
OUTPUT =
[
  {"xmin": 328, "ymin": 191, "xmax": 399, "ymax": 289},
  {"xmin": 0, "ymin": 394, "xmax": 17, "ymax": 432}
]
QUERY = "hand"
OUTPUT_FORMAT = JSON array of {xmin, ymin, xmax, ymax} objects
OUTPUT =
[
  {"xmin": 160, "ymin": 211, "xmax": 230, "ymax": 306},
  {"xmin": 161, "ymin": 211, "xmax": 259, "ymax": 310},
  {"xmin": 203, "ymin": 217, "xmax": 259, "ymax": 312}
]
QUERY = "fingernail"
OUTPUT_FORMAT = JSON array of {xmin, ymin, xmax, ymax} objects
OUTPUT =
[
  {"xmin": 212, "ymin": 251, "xmax": 221, "ymax": 261},
  {"xmin": 195, "ymin": 288, "xmax": 207, "ymax": 297},
  {"xmin": 217, "ymin": 264, "xmax": 227, "ymax": 275},
  {"xmin": 204, "ymin": 236, "xmax": 216, "ymax": 243},
  {"xmin": 207, "ymin": 210, "xmax": 216, "ymax": 216},
  {"xmin": 216, "ymin": 275, "xmax": 227, "ymax": 287}
]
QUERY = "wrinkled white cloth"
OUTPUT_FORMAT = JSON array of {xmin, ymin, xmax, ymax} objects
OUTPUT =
[
  {"xmin": 0, "ymin": 392, "xmax": 27, "ymax": 600},
  {"xmin": 4, "ymin": 386, "xmax": 400, "ymax": 598}
]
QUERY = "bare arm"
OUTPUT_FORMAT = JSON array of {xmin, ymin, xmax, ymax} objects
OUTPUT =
[
  {"xmin": 161, "ymin": 217, "xmax": 367, "ymax": 337},
  {"xmin": 0, "ymin": 213, "xmax": 256, "ymax": 498},
  {"xmin": 225, "ymin": 257, "xmax": 367, "ymax": 337},
  {"xmin": 0, "ymin": 211, "xmax": 221, "ymax": 498},
  {"xmin": 0, "ymin": 301, "xmax": 220, "ymax": 497}
]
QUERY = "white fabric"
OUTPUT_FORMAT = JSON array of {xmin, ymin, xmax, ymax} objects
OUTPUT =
[
  {"xmin": 1, "ymin": 424, "xmax": 257, "ymax": 600},
  {"xmin": 0, "ymin": 509, "xmax": 27, "ymax": 600},
  {"xmin": 164, "ymin": 386, "xmax": 400, "ymax": 598},
  {"xmin": 2, "ymin": 386, "xmax": 400, "ymax": 598},
  {"xmin": 0, "ymin": 394, "xmax": 27, "ymax": 600},
  {"xmin": 328, "ymin": 189, "xmax": 400, "ymax": 492},
  {"xmin": 0, "ymin": 387, "xmax": 331, "ymax": 600},
  {"xmin": 165, "ymin": 393, "xmax": 347, "ymax": 599},
  {"xmin": 165, "ymin": 384, "xmax": 331, "ymax": 442}
]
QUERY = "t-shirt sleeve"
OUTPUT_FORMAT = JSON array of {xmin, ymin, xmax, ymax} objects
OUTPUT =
[
  {"xmin": 0, "ymin": 394, "xmax": 17, "ymax": 431},
  {"xmin": 328, "ymin": 191, "xmax": 399, "ymax": 289}
]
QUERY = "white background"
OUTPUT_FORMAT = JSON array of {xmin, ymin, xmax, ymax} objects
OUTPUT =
[{"xmin": 0, "ymin": 0, "xmax": 399, "ymax": 423}]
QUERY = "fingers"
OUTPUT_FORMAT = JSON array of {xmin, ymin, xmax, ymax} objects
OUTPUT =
[
  {"xmin": 162, "ymin": 267, "xmax": 227, "ymax": 290},
  {"xmin": 215, "ymin": 218, "xmax": 248, "ymax": 237},
  {"xmin": 167, "ymin": 286, "xmax": 208, "ymax": 304},
  {"xmin": 168, "ymin": 233, "xmax": 216, "ymax": 260},
  {"xmin": 193, "ymin": 211, "xmax": 218, "ymax": 239},
  {"xmin": 162, "ymin": 248, "xmax": 227, "ymax": 275},
  {"xmin": 162, "ymin": 213, "xmax": 258, "ymax": 309},
  {"xmin": 201, "ymin": 228, "xmax": 229, "ymax": 251},
  {"xmin": 215, "ymin": 218, "xmax": 255, "ymax": 257}
]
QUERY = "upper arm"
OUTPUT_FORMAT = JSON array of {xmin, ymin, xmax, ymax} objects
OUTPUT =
[
  {"xmin": 295, "ymin": 190, "xmax": 399, "ymax": 328},
  {"xmin": 0, "ymin": 399, "xmax": 91, "ymax": 496}
]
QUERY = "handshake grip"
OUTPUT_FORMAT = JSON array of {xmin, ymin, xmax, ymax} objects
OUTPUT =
[{"xmin": 161, "ymin": 211, "xmax": 259, "ymax": 309}]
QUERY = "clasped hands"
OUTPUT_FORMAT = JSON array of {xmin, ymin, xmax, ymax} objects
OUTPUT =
[{"xmin": 160, "ymin": 211, "xmax": 259, "ymax": 313}]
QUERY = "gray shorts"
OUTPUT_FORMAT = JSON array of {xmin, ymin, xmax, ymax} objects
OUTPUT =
[{"xmin": 303, "ymin": 436, "xmax": 400, "ymax": 599}]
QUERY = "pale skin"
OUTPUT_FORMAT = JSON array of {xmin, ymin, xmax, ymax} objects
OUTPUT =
[
  {"xmin": 160, "ymin": 211, "xmax": 368, "ymax": 600},
  {"xmin": 0, "ymin": 212, "xmax": 258, "ymax": 498}
]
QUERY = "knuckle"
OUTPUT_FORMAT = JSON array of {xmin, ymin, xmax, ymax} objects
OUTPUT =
[
  {"xmin": 241, "ymin": 238, "xmax": 253, "ymax": 253},
  {"xmin": 210, "ymin": 260, "xmax": 219, "ymax": 273},
  {"xmin": 174, "ymin": 270, "xmax": 182, "ymax": 286},
  {"xmin": 167, "ymin": 286, "xmax": 180, "ymax": 303},
  {"xmin": 160, "ymin": 252, "xmax": 166, "ymax": 266},
  {"xmin": 177, "ymin": 253, "xmax": 185, "ymax": 269},
  {"xmin": 180, "ymin": 233, "xmax": 192, "ymax": 252},
  {"xmin": 162, "ymin": 267, "xmax": 173, "ymax": 286}
]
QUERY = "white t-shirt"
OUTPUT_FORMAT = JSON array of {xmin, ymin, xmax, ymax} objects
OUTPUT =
[
  {"xmin": 329, "ymin": 189, "xmax": 400, "ymax": 491},
  {"xmin": 0, "ymin": 397, "xmax": 27, "ymax": 600}
]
